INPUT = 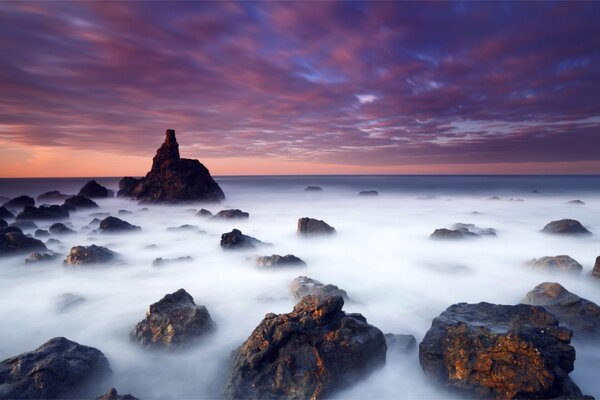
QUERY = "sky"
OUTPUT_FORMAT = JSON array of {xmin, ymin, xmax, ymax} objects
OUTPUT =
[{"xmin": 0, "ymin": 1, "xmax": 599, "ymax": 177}]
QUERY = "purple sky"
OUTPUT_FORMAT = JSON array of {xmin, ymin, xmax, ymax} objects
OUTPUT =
[{"xmin": 1, "ymin": 1, "xmax": 599, "ymax": 176}]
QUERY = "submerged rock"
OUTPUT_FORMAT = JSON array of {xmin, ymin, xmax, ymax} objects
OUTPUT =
[
  {"xmin": 64, "ymin": 245, "xmax": 118, "ymax": 265},
  {"xmin": 304, "ymin": 186, "xmax": 323, "ymax": 191},
  {"xmin": 451, "ymin": 223, "xmax": 496, "ymax": 236},
  {"xmin": 297, "ymin": 217, "xmax": 336, "ymax": 235},
  {"xmin": 522, "ymin": 282, "xmax": 600, "ymax": 340},
  {"xmin": 64, "ymin": 195, "xmax": 99, "ymax": 211},
  {"xmin": 152, "ymin": 256, "xmax": 193, "ymax": 267},
  {"xmin": 37, "ymin": 190, "xmax": 71, "ymax": 203},
  {"xmin": 17, "ymin": 205, "xmax": 69, "ymax": 221},
  {"xmin": 10, "ymin": 220, "xmax": 38, "ymax": 231},
  {"xmin": 166, "ymin": 224, "xmax": 199, "ymax": 232},
  {"xmin": 131, "ymin": 288, "xmax": 215, "ymax": 349},
  {"xmin": 430, "ymin": 228, "xmax": 478, "ymax": 240},
  {"xmin": 34, "ymin": 229, "xmax": 50, "ymax": 238},
  {"xmin": 527, "ymin": 255, "xmax": 582, "ymax": 274},
  {"xmin": 0, "ymin": 206, "xmax": 15, "ymax": 219},
  {"xmin": 358, "ymin": 190, "xmax": 379, "ymax": 196},
  {"xmin": 96, "ymin": 388, "xmax": 139, "ymax": 400},
  {"xmin": 78, "ymin": 180, "xmax": 113, "ymax": 198},
  {"xmin": 385, "ymin": 333, "xmax": 417, "ymax": 354},
  {"xmin": 117, "ymin": 129, "xmax": 225, "ymax": 203},
  {"xmin": 0, "ymin": 337, "xmax": 111, "ymax": 399},
  {"xmin": 196, "ymin": 208, "xmax": 213, "ymax": 217},
  {"xmin": 117, "ymin": 210, "xmax": 132, "ymax": 216},
  {"xmin": 99, "ymin": 216, "xmax": 141, "ymax": 233},
  {"xmin": 49, "ymin": 222, "xmax": 76, "ymax": 235},
  {"xmin": 255, "ymin": 254, "xmax": 306, "ymax": 269},
  {"xmin": 220, "ymin": 229, "xmax": 265, "ymax": 250},
  {"xmin": 419, "ymin": 302, "xmax": 584, "ymax": 399},
  {"xmin": 213, "ymin": 209, "xmax": 249, "ymax": 219},
  {"xmin": 542, "ymin": 219, "xmax": 591, "ymax": 235},
  {"xmin": 56, "ymin": 293, "xmax": 85, "ymax": 312},
  {"xmin": 223, "ymin": 295, "xmax": 386, "ymax": 399},
  {"xmin": 25, "ymin": 252, "xmax": 60, "ymax": 264},
  {"xmin": 2, "ymin": 195, "xmax": 35, "ymax": 210},
  {"xmin": 567, "ymin": 200, "xmax": 585, "ymax": 205},
  {"xmin": 0, "ymin": 232, "xmax": 47, "ymax": 256},
  {"xmin": 290, "ymin": 276, "xmax": 349, "ymax": 301}
]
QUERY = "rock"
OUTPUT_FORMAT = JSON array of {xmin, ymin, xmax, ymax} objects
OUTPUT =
[
  {"xmin": 56, "ymin": 293, "xmax": 85, "ymax": 312},
  {"xmin": 290, "ymin": 276, "xmax": 349, "ymax": 301},
  {"xmin": 419, "ymin": 302, "xmax": 584, "ymax": 399},
  {"xmin": 0, "ymin": 337, "xmax": 111, "ymax": 399},
  {"xmin": 297, "ymin": 217, "xmax": 336, "ymax": 235},
  {"xmin": 567, "ymin": 200, "xmax": 585, "ymax": 205},
  {"xmin": 430, "ymin": 228, "xmax": 478, "ymax": 240},
  {"xmin": 0, "ymin": 232, "xmax": 47, "ymax": 256},
  {"xmin": 64, "ymin": 195, "xmax": 99, "ymax": 211},
  {"xmin": 0, "ymin": 196, "xmax": 8, "ymax": 204},
  {"xmin": 220, "ymin": 229, "xmax": 265, "ymax": 250},
  {"xmin": 196, "ymin": 208, "xmax": 213, "ymax": 217},
  {"xmin": 385, "ymin": 333, "xmax": 417, "ymax": 354},
  {"xmin": 223, "ymin": 295, "xmax": 386, "ymax": 399},
  {"xmin": 487, "ymin": 196, "xmax": 501, "ymax": 200},
  {"xmin": 34, "ymin": 229, "xmax": 50, "ymax": 238},
  {"xmin": 89, "ymin": 218, "xmax": 101, "ymax": 227},
  {"xmin": 117, "ymin": 210, "xmax": 132, "ymax": 216},
  {"xmin": 0, "ymin": 226, "xmax": 23, "ymax": 235},
  {"xmin": 37, "ymin": 191, "xmax": 70, "ymax": 203},
  {"xmin": 0, "ymin": 218, "xmax": 6, "ymax": 230},
  {"xmin": 2, "ymin": 195, "xmax": 35, "ymax": 210},
  {"xmin": 213, "ymin": 209, "xmax": 249, "ymax": 219},
  {"xmin": 591, "ymin": 256, "xmax": 600, "ymax": 280},
  {"xmin": 78, "ymin": 180, "xmax": 113, "ymax": 198},
  {"xmin": 130, "ymin": 288, "xmax": 215, "ymax": 349},
  {"xmin": 96, "ymin": 388, "xmax": 139, "ymax": 400},
  {"xmin": 255, "ymin": 254, "xmax": 306, "ymax": 269},
  {"xmin": 99, "ymin": 216, "xmax": 141, "ymax": 233},
  {"xmin": 64, "ymin": 245, "xmax": 118, "ymax": 265},
  {"xmin": 451, "ymin": 223, "xmax": 496, "ymax": 236},
  {"xmin": 46, "ymin": 238, "xmax": 62, "ymax": 246},
  {"xmin": 358, "ymin": 190, "xmax": 379, "ymax": 196},
  {"xmin": 526, "ymin": 255, "xmax": 582, "ymax": 274},
  {"xmin": 49, "ymin": 222, "xmax": 76, "ymax": 235},
  {"xmin": 25, "ymin": 252, "xmax": 60, "ymax": 264},
  {"xmin": 0, "ymin": 206, "xmax": 15, "ymax": 219},
  {"xmin": 117, "ymin": 129, "xmax": 225, "ymax": 203},
  {"xmin": 166, "ymin": 224, "xmax": 199, "ymax": 232},
  {"xmin": 542, "ymin": 219, "xmax": 591, "ymax": 235},
  {"xmin": 89, "ymin": 212, "xmax": 110, "ymax": 218},
  {"xmin": 522, "ymin": 282, "xmax": 600, "ymax": 340},
  {"xmin": 152, "ymin": 256, "xmax": 193, "ymax": 267},
  {"xmin": 10, "ymin": 220, "xmax": 37, "ymax": 231},
  {"xmin": 304, "ymin": 186, "xmax": 323, "ymax": 191}
]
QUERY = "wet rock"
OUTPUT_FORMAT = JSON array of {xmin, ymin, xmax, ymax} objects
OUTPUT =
[
  {"xmin": 223, "ymin": 295, "xmax": 386, "ymax": 399},
  {"xmin": 99, "ymin": 216, "xmax": 141, "ymax": 233},
  {"xmin": 152, "ymin": 256, "xmax": 193, "ymax": 267},
  {"xmin": 89, "ymin": 218, "xmax": 101, "ymax": 227},
  {"xmin": 25, "ymin": 252, "xmax": 60, "ymax": 264},
  {"xmin": 385, "ymin": 333, "xmax": 417, "ymax": 354},
  {"xmin": 0, "ymin": 337, "xmax": 111, "ymax": 399},
  {"xmin": 304, "ymin": 186, "xmax": 323, "ymax": 191},
  {"xmin": 34, "ymin": 229, "xmax": 50, "ymax": 238},
  {"xmin": 255, "ymin": 254, "xmax": 306, "ymax": 269},
  {"xmin": 487, "ymin": 196, "xmax": 501, "ymax": 200},
  {"xmin": 419, "ymin": 302, "xmax": 584, "ymax": 399},
  {"xmin": 522, "ymin": 282, "xmax": 600, "ymax": 340},
  {"xmin": 451, "ymin": 223, "xmax": 496, "ymax": 236},
  {"xmin": 542, "ymin": 219, "xmax": 591, "ymax": 235},
  {"xmin": 131, "ymin": 288, "xmax": 215, "ymax": 349},
  {"xmin": 526, "ymin": 255, "xmax": 582, "ymax": 274},
  {"xmin": 220, "ymin": 229, "xmax": 265, "ymax": 250},
  {"xmin": 2, "ymin": 195, "xmax": 35, "ymax": 210},
  {"xmin": 0, "ymin": 206, "xmax": 15, "ymax": 219},
  {"xmin": 166, "ymin": 224, "xmax": 199, "ymax": 232},
  {"xmin": 117, "ymin": 129, "xmax": 225, "ymax": 203},
  {"xmin": 64, "ymin": 245, "xmax": 118, "ymax": 265},
  {"xmin": 196, "ymin": 208, "xmax": 213, "ymax": 217},
  {"xmin": 46, "ymin": 238, "xmax": 62, "ymax": 246},
  {"xmin": 0, "ymin": 218, "xmax": 6, "ymax": 230},
  {"xmin": 567, "ymin": 200, "xmax": 585, "ymax": 205},
  {"xmin": 10, "ymin": 220, "xmax": 37, "ymax": 231},
  {"xmin": 96, "ymin": 388, "xmax": 139, "ymax": 400},
  {"xmin": 117, "ymin": 210, "xmax": 132, "ymax": 216},
  {"xmin": 78, "ymin": 180, "xmax": 113, "ymax": 198},
  {"xmin": 37, "ymin": 191, "xmax": 70, "ymax": 203},
  {"xmin": 358, "ymin": 190, "xmax": 379, "ymax": 196},
  {"xmin": 56, "ymin": 293, "xmax": 85, "ymax": 312},
  {"xmin": 89, "ymin": 212, "xmax": 110, "ymax": 218},
  {"xmin": 290, "ymin": 276, "xmax": 349, "ymax": 301},
  {"xmin": 430, "ymin": 228, "xmax": 478, "ymax": 240},
  {"xmin": 213, "ymin": 209, "xmax": 249, "ymax": 220},
  {"xmin": 297, "ymin": 217, "xmax": 336, "ymax": 235},
  {"xmin": 49, "ymin": 222, "xmax": 76, "ymax": 235},
  {"xmin": 0, "ymin": 231, "xmax": 47, "ymax": 256},
  {"xmin": 64, "ymin": 195, "xmax": 99, "ymax": 211},
  {"xmin": 591, "ymin": 256, "xmax": 600, "ymax": 280}
]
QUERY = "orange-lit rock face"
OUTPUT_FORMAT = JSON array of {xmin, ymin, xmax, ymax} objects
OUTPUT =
[
  {"xmin": 419, "ymin": 302, "xmax": 581, "ymax": 399},
  {"xmin": 224, "ymin": 295, "xmax": 386, "ymax": 400}
]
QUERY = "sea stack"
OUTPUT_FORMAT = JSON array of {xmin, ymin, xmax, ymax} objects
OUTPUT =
[{"xmin": 118, "ymin": 129, "xmax": 225, "ymax": 203}]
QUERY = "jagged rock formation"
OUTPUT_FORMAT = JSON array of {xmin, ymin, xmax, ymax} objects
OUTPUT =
[{"xmin": 118, "ymin": 129, "xmax": 225, "ymax": 203}]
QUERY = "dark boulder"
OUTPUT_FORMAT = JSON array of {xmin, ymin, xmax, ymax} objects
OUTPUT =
[
  {"xmin": 0, "ymin": 232, "xmax": 47, "ymax": 256},
  {"xmin": 78, "ymin": 180, "xmax": 112, "ymax": 198},
  {"xmin": 34, "ymin": 229, "xmax": 50, "ymax": 238},
  {"xmin": 522, "ymin": 282, "xmax": 600, "ymax": 340},
  {"xmin": 0, "ymin": 337, "xmax": 111, "ymax": 399},
  {"xmin": 419, "ymin": 302, "xmax": 584, "ymax": 399},
  {"xmin": 10, "ymin": 220, "xmax": 37, "ymax": 231},
  {"xmin": 1, "ymin": 226, "xmax": 23, "ymax": 235},
  {"xmin": 49, "ymin": 223, "xmax": 76, "ymax": 235},
  {"xmin": 152, "ymin": 256, "xmax": 193, "ymax": 267},
  {"xmin": 64, "ymin": 196, "xmax": 99, "ymax": 211},
  {"xmin": 99, "ymin": 216, "xmax": 141, "ymax": 233},
  {"xmin": 96, "ymin": 388, "xmax": 139, "ymax": 400},
  {"xmin": 223, "ymin": 295, "xmax": 386, "ymax": 399},
  {"xmin": 131, "ymin": 288, "xmax": 215, "ymax": 349},
  {"xmin": 255, "ymin": 254, "xmax": 306, "ymax": 269},
  {"xmin": 37, "ymin": 191, "xmax": 70, "ymax": 203},
  {"xmin": 527, "ymin": 255, "xmax": 582, "ymax": 274},
  {"xmin": 213, "ymin": 209, "xmax": 249, "ymax": 220},
  {"xmin": 64, "ymin": 245, "xmax": 118, "ymax": 266},
  {"xmin": 542, "ymin": 219, "xmax": 591, "ymax": 235},
  {"xmin": 25, "ymin": 252, "xmax": 60, "ymax": 264},
  {"xmin": 196, "ymin": 208, "xmax": 213, "ymax": 217},
  {"xmin": 2, "ymin": 195, "xmax": 35, "ymax": 210},
  {"xmin": 0, "ymin": 218, "xmax": 6, "ymax": 230},
  {"xmin": 297, "ymin": 217, "xmax": 336, "ymax": 235},
  {"xmin": 117, "ymin": 129, "xmax": 225, "ymax": 203},
  {"xmin": 385, "ymin": 333, "xmax": 417, "ymax": 354},
  {"xmin": 567, "ymin": 200, "xmax": 585, "ymax": 205},
  {"xmin": 220, "ymin": 229, "xmax": 265, "ymax": 250},
  {"xmin": 430, "ymin": 228, "xmax": 478, "ymax": 240},
  {"xmin": 358, "ymin": 190, "xmax": 379, "ymax": 196},
  {"xmin": 290, "ymin": 276, "xmax": 349, "ymax": 301},
  {"xmin": 304, "ymin": 186, "xmax": 323, "ymax": 191},
  {"xmin": 0, "ymin": 206, "xmax": 15, "ymax": 219}
]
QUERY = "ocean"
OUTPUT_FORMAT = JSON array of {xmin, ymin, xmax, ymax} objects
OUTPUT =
[{"xmin": 1, "ymin": 175, "xmax": 599, "ymax": 398}]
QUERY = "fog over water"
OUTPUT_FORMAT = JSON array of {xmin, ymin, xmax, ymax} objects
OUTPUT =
[{"xmin": 1, "ymin": 175, "xmax": 599, "ymax": 399}]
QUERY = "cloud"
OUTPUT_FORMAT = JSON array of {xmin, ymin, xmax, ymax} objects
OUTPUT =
[{"xmin": 356, "ymin": 94, "xmax": 378, "ymax": 104}]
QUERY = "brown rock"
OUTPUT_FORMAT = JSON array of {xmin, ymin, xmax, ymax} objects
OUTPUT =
[{"xmin": 527, "ymin": 255, "xmax": 582, "ymax": 274}]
